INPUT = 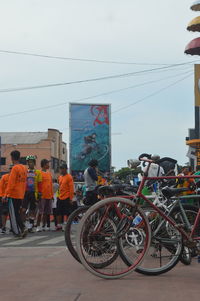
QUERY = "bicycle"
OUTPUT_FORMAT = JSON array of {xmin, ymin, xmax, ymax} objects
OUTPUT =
[{"xmin": 76, "ymin": 155, "xmax": 200, "ymax": 279}]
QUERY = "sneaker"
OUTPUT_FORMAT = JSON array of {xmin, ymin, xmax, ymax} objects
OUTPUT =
[
  {"xmin": 45, "ymin": 226, "xmax": 50, "ymax": 231},
  {"xmin": 56, "ymin": 226, "xmax": 62, "ymax": 231},
  {"xmin": 42, "ymin": 226, "xmax": 45, "ymax": 231},
  {"xmin": 1, "ymin": 228, "xmax": 6, "ymax": 234},
  {"xmin": 21, "ymin": 228, "xmax": 28, "ymax": 238},
  {"xmin": 36, "ymin": 227, "xmax": 42, "ymax": 232}
]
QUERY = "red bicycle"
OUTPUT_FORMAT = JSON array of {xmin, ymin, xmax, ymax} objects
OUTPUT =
[{"xmin": 76, "ymin": 156, "xmax": 200, "ymax": 279}]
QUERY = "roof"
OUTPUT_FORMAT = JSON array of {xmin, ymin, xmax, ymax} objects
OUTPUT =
[{"xmin": 0, "ymin": 132, "xmax": 48, "ymax": 144}]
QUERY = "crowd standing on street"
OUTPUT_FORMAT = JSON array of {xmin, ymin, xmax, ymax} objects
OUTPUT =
[{"xmin": 0, "ymin": 150, "xmax": 75, "ymax": 238}]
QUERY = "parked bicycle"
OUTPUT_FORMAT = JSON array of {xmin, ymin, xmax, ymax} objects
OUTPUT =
[{"xmin": 75, "ymin": 155, "xmax": 200, "ymax": 279}]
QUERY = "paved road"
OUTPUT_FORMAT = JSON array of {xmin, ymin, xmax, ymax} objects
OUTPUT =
[
  {"xmin": 0, "ymin": 230, "xmax": 200, "ymax": 301},
  {"xmin": 0, "ymin": 245, "xmax": 200, "ymax": 301},
  {"xmin": 0, "ymin": 231, "xmax": 67, "ymax": 248}
]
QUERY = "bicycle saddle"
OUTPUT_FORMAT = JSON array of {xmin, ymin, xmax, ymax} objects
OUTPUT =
[{"xmin": 162, "ymin": 186, "xmax": 189, "ymax": 198}]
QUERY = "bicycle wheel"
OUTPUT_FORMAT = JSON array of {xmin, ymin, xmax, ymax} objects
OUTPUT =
[
  {"xmin": 170, "ymin": 204, "xmax": 198, "ymax": 266},
  {"xmin": 65, "ymin": 205, "xmax": 119, "ymax": 268},
  {"xmin": 76, "ymin": 197, "xmax": 151, "ymax": 279},
  {"xmin": 130, "ymin": 204, "xmax": 198, "ymax": 275},
  {"xmin": 65, "ymin": 206, "xmax": 89, "ymax": 263}
]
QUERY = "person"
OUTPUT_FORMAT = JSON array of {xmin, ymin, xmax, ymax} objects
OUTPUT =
[
  {"xmin": 84, "ymin": 159, "xmax": 98, "ymax": 206},
  {"xmin": 36, "ymin": 159, "xmax": 53, "ymax": 232},
  {"xmin": 6, "ymin": 150, "xmax": 27, "ymax": 238},
  {"xmin": 52, "ymin": 179, "xmax": 59, "ymax": 229},
  {"xmin": 177, "ymin": 166, "xmax": 195, "ymax": 195},
  {"xmin": 21, "ymin": 155, "xmax": 42, "ymax": 232},
  {"xmin": 57, "ymin": 164, "xmax": 75, "ymax": 231},
  {"xmin": 0, "ymin": 165, "xmax": 12, "ymax": 234},
  {"xmin": 80, "ymin": 133, "xmax": 97, "ymax": 159}
]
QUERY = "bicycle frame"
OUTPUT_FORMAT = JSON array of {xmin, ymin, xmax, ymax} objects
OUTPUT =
[{"xmin": 136, "ymin": 159, "xmax": 200, "ymax": 242}]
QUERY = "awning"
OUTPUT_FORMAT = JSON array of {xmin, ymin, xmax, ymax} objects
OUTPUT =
[
  {"xmin": 191, "ymin": 0, "xmax": 200, "ymax": 11},
  {"xmin": 185, "ymin": 37, "xmax": 200, "ymax": 55},
  {"xmin": 187, "ymin": 16, "xmax": 200, "ymax": 31}
]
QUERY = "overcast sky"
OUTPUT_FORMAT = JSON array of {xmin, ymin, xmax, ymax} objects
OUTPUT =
[{"xmin": 0, "ymin": 0, "xmax": 199, "ymax": 169}]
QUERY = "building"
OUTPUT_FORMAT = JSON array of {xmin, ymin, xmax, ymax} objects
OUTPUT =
[
  {"xmin": 186, "ymin": 64, "xmax": 200, "ymax": 169},
  {"xmin": 0, "ymin": 128, "xmax": 67, "ymax": 176}
]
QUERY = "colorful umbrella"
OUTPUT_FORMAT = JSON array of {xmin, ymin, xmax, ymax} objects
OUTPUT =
[
  {"xmin": 185, "ymin": 37, "xmax": 200, "ymax": 55},
  {"xmin": 187, "ymin": 16, "xmax": 200, "ymax": 31},
  {"xmin": 191, "ymin": 0, "xmax": 200, "ymax": 11}
]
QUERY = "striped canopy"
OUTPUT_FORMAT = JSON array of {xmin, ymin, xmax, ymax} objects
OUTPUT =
[
  {"xmin": 185, "ymin": 37, "xmax": 200, "ymax": 55},
  {"xmin": 187, "ymin": 16, "xmax": 200, "ymax": 31},
  {"xmin": 191, "ymin": 0, "xmax": 200, "ymax": 11}
]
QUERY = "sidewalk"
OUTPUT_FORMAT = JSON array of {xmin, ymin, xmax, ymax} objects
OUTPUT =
[{"xmin": 0, "ymin": 247, "xmax": 199, "ymax": 301}]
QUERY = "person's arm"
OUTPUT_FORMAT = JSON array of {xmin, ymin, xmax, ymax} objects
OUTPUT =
[
  {"xmin": 37, "ymin": 171, "xmax": 42, "ymax": 193},
  {"xmin": 88, "ymin": 167, "xmax": 98, "ymax": 181},
  {"xmin": 68, "ymin": 175, "xmax": 74, "ymax": 201},
  {"xmin": 0, "ymin": 177, "xmax": 3, "ymax": 197},
  {"xmin": 50, "ymin": 175, "xmax": 54, "ymax": 199},
  {"xmin": 6, "ymin": 168, "xmax": 17, "ymax": 197}
]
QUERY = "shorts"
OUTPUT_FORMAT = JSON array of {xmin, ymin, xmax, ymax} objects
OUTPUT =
[
  {"xmin": 22, "ymin": 191, "xmax": 37, "ymax": 211},
  {"xmin": 0, "ymin": 201, "xmax": 9, "ymax": 215},
  {"xmin": 38, "ymin": 199, "xmax": 52, "ymax": 215},
  {"xmin": 56, "ymin": 198, "xmax": 76, "ymax": 216}
]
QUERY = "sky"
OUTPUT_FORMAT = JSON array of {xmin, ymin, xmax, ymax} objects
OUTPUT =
[{"xmin": 0, "ymin": 0, "xmax": 199, "ymax": 169}]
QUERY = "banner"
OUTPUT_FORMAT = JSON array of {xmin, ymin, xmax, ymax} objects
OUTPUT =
[{"xmin": 69, "ymin": 103, "xmax": 111, "ymax": 180}]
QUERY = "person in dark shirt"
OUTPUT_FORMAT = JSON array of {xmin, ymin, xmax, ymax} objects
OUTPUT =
[{"xmin": 83, "ymin": 159, "xmax": 98, "ymax": 206}]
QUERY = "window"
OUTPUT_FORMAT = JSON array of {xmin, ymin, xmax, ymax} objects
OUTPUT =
[{"xmin": 0, "ymin": 157, "xmax": 6, "ymax": 165}]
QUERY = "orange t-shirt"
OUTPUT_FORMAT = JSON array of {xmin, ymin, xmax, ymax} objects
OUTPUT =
[
  {"xmin": 0, "ymin": 174, "xmax": 10, "ymax": 197},
  {"xmin": 58, "ymin": 174, "xmax": 74, "ymax": 200},
  {"xmin": 41, "ymin": 171, "xmax": 53, "ymax": 199},
  {"xmin": 7, "ymin": 164, "xmax": 27, "ymax": 199}
]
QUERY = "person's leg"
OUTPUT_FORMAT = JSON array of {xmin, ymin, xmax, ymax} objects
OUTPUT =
[
  {"xmin": 0, "ymin": 200, "xmax": 3, "ymax": 229},
  {"xmin": 28, "ymin": 192, "xmax": 37, "ymax": 232},
  {"xmin": 8, "ymin": 198, "xmax": 25, "ymax": 236},
  {"xmin": 36, "ymin": 199, "xmax": 44, "ymax": 231},
  {"xmin": 53, "ymin": 208, "xmax": 58, "ymax": 227},
  {"xmin": 1, "ymin": 203, "xmax": 9, "ymax": 232},
  {"xmin": 56, "ymin": 199, "xmax": 62, "ymax": 230},
  {"xmin": 43, "ymin": 199, "xmax": 52, "ymax": 230}
]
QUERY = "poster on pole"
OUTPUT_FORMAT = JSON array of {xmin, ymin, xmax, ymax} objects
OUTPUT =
[{"xmin": 69, "ymin": 103, "xmax": 111, "ymax": 181}]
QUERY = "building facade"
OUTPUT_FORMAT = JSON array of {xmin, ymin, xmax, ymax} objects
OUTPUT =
[{"xmin": 0, "ymin": 128, "xmax": 67, "ymax": 177}]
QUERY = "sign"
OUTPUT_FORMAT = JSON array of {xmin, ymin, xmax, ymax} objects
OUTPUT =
[{"xmin": 69, "ymin": 103, "xmax": 111, "ymax": 179}]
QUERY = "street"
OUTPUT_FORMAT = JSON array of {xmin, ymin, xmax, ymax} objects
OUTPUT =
[{"xmin": 0, "ymin": 230, "xmax": 200, "ymax": 301}]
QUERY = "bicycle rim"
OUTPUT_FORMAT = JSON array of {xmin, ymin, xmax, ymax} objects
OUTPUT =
[{"xmin": 76, "ymin": 197, "xmax": 151, "ymax": 279}]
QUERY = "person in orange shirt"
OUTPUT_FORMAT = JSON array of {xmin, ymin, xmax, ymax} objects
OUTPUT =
[
  {"xmin": 0, "ymin": 165, "xmax": 12, "ymax": 234},
  {"xmin": 56, "ymin": 164, "xmax": 76, "ymax": 231},
  {"xmin": 6, "ymin": 151, "xmax": 27, "ymax": 238},
  {"xmin": 36, "ymin": 159, "xmax": 53, "ymax": 232}
]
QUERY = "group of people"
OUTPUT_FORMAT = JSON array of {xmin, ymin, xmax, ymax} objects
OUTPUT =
[{"xmin": 0, "ymin": 150, "xmax": 76, "ymax": 238}]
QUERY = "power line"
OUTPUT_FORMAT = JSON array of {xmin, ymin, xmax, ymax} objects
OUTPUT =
[
  {"xmin": 0, "ymin": 49, "xmax": 197, "ymax": 66},
  {"xmin": 0, "ymin": 63, "xmax": 195, "ymax": 94},
  {"xmin": 113, "ymin": 72, "xmax": 193, "ymax": 113},
  {"xmin": 0, "ymin": 69, "xmax": 193, "ymax": 119}
]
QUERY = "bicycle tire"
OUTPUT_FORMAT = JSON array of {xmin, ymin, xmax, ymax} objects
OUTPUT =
[
  {"xmin": 131, "ymin": 204, "xmax": 198, "ymax": 275},
  {"xmin": 76, "ymin": 197, "xmax": 151, "ymax": 279},
  {"xmin": 65, "ymin": 206, "xmax": 89, "ymax": 263},
  {"xmin": 65, "ymin": 205, "xmax": 119, "ymax": 268}
]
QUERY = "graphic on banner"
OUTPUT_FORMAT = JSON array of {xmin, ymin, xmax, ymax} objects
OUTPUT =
[{"xmin": 70, "ymin": 103, "xmax": 111, "ymax": 177}]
